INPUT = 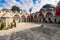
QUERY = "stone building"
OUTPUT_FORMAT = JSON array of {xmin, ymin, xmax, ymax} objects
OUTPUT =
[
  {"xmin": 0, "ymin": 2, "xmax": 60, "ymax": 27},
  {"xmin": 40, "ymin": 4, "xmax": 56, "ymax": 23}
]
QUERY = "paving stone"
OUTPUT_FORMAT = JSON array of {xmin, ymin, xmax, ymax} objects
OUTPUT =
[{"xmin": 0, "ymin": 23, "xmax": 60, "ymax": 40}]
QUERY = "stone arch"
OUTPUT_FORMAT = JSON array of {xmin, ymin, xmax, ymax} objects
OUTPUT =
[
  {"xmin": 38, "ymin": 13, "xmax": 44, "ymax": 22},
  {"xmin": 34, "ymin": 15, "xmax": 37, "ymax": 18},
  {"xmin": 27, "ymin": 15, "xmax": 30, "ymax": 22},
  {"xmin": 13, "ymin": 14, "xmax": 20, "ymax": 22},
  {"xmin": 21, "ymin": 15, "xmax": 26, "ymax": 22},
  {"xmin": 26, "ymin": 14, "xmax": 33, "ymax": 22},
  {"xmin": 21, "ymin": 15, "xmax": 26, "ymax": 18},
  {"xmin": 45, "ymin": 12, "xmax": 53, "ymax": 22},
  {"xmin": 46, "ymin": 12, "xmax": 53, "ymax": 18},
  {"xmin": 38, "ymin": 11, "xmax": 44, "ymax": 18},
  {"xmin": 33, "ymin": 15, "xmax": 38, "ymax": 22}
]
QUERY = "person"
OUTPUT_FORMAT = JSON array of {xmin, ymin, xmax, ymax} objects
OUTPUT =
[
  {"xmin": 39, "ymin": 18, "xmax": 41, "ymax": 22},
  {"xmin": 11, "ymin": 20, "xmax": 16, "ymax": 28},
  {"xmin": 43, "ymin": 18, "xmax": 45, "ymax": 22},
  {"xmin": 55, "ymin": 18, "xmax": 56, "ymax": 23},
  {"xmin": 48, "ymin": 18, "xmax": 52, "ymax": 23}
]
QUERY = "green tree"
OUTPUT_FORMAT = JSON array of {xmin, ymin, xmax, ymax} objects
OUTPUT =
[
  {"xmin": 29, "ymin": 7, "xmax": 32, "ymax": 14},
  {"xmin": 11, "ymin": 6, "xmax": 20, "ymax": 12}
]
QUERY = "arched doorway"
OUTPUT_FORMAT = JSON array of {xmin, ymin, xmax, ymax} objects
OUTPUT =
[
  {"xmin": 46, "ymin": 12, "xmax": 53, "ymax": 23},
  {"xmin": 46, "ymin": 12, "xmax": 53, "ymax": 18},
  {"xmin": 34, "ymin": 15, "xmax": 37, "ymax": 22},
  {"xmin": 21, "ymin": 15, "xmax": 26, "ymax": 22},
  {"xmin": 39, "ymin": 12, "xmax": 44, "ymax": 22},
  {"xmin": 27, "ymin": 15, "xmax": 30, "ymax": 22},
  {"xmin": 13, "ymin": 15, "xmax": 20, "ymax": 22},
  {"xmin": 27, "ymin": 14, "xmax": 33, "ymax": 22}
]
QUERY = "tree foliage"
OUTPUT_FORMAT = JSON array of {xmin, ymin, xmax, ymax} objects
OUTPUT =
[
  {"xmin": 29, "ymin": 8, "xmax": 32, "ymax": 14},
  {"xmin": 11, "ymin": 6, "xmax": 20, "ymax": 12}
]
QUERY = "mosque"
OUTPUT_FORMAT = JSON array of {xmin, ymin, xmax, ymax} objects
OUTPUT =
[{"xmin": 0, "ymin": 1, "xmax": 60, "ymax": 27}]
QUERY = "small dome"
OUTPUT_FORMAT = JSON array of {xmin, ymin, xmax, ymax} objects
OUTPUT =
[
  {"xmin": 56, "ymin": 1, "xmax": 60, "ymax": 8},
  {"xmin": 42, "ymin": 4, "xmax": 55, "ymax": 8},
  {"xmin": 56, "ymin": 6, "xmax": 60, "ymax": 8},
  {"xmin": 40, "ymin": 9, "xmax": 43, "ymax": 11}
]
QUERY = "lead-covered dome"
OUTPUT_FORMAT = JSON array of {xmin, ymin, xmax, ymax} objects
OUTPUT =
[{"xmin": 42, "ymin": 4, "xmax": 55, "ymax": 8}]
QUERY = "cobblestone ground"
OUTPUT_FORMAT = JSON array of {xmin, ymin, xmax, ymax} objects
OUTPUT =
[{"xmin": 9, "ymin": 23, "xmax": 60, "ymax": 40}]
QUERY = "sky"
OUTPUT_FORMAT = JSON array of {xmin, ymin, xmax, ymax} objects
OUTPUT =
[{"xmin": 0, "ymin": 0, "xmax": 60, "ymax": 13}]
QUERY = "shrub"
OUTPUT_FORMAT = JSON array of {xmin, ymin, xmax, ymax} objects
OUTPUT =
[
  {"xmin": 11, "ymin": 22, "xmax": 16, "ymax": 28},
  {"xmin": 0, "ymin": 22, "xmax": 4, "ymax": 30}
]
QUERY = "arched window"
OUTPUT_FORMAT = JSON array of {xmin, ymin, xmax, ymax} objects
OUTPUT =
[{"xmin": 27, "ymin": 14, "xmax": 33, "ymax": 22}]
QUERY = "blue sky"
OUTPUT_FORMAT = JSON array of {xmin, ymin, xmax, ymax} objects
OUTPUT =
[{"xmin": 0, "ymin": 0, "xmax": 60, "ymax": 13}]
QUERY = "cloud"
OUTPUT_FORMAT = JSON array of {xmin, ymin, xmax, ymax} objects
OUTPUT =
[{"xmin": 0, "ymin": 0, "xmax": 60, "ymax": 13}]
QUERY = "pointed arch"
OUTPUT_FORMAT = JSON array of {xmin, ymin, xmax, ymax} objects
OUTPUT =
[{"xmin": 13, "ymin": 14, "xmax": 20, "ymax": 22}]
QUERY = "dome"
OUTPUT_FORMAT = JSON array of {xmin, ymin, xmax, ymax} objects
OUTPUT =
[
  {"xmin": 56, "ymin": 6, "xmax": 60, "ymax": 8},
  {"xmin": 40, "ymin": 9, "xmax": 43, "ymax": 11},
  {"xmin": 56, "ymin": 1, "xmax": 60, "ymax": 8},
  {"xmin": 42, "ymin": 4, "xmax": 55, "ymax": 8}
]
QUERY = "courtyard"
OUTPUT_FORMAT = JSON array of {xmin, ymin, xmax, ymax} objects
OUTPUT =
[
  {"xmin": 0, "ymin": 0, "xmax": 60, "ymax": 40},
  {"xmin": 0, "ymin": 22, "xmax": 59, "ymax": 40}
]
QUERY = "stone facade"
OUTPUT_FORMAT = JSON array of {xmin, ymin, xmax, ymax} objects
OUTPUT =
[{"xmin": 0, "ymin": 8, "xmax": 60, "ymax": 27}]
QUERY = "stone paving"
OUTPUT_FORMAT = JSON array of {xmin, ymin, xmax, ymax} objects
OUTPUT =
[{"xmin": 0, "ymin": 23, "xmax": 60, "ymax": 40}]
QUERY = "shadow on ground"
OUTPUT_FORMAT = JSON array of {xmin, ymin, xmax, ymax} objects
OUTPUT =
[{"xmin": 9, "ymin": 24, "xmax": 60, "ymax": 40}]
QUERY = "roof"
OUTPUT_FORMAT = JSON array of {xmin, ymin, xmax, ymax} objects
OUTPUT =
[
  {"xmin": 56, "ymin": 1, "xmax": 60, "ymax": 8},
  {"xmin": 42, "ymin": 4, "xmax": 55, "ymax": 8},
  {"xmin": 56, "ymin": 5, "xmax": 60, "ymax": 8},
  {"xmin": 2, "ymin": 12, "xmax": 13, "ymax": 17}
]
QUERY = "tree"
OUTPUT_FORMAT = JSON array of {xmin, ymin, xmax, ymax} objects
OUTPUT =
[
  {"xmin": 11, "ymin": 6, "xmax": 20, "ymax": 12},
  {"xmin": 29, "ymin": 7, "xmax": 32, "ymax": 14}
]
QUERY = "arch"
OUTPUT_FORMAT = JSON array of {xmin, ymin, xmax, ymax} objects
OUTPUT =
[
  {"xmin": 21, "ymin": 15, "xmax": 26, "ymax": 22},
  {"xmin": 27, "ymin": 15, "xmax": 30, "ymax": 22},
  {"xmin": 34, "ymin": 15, "xmax": 37, "ymax": 19},
  {"xmin": 13, "ymin": 14, "xmax": 20, "ymax": 22},
  {"xmin": 46, "ymin": 12, "xmax": 53, "ymax": 18},
  {"xmin": 38, "ymin": 13, "xmax": 44, "ymax": 18},
  {"xmin": 37, "ymin": 11, "xmax": 45, "ymax": 22},
  {"xmin": 21, "ymin": 15, "xmax": 26, "ymax": 18},
  {"xmin": 33, "ymin": 15, "xmax": 38, "ymax": 22},
  {"xmin": 27, "ymin": 15, "xmax": 30, "ymax": 18},
  {"xmin": 27, "ymin": 14, "xmax": 33, "ymax": 22},
  {"xmin": 45, "ymin": 12, "xmax": 53, "ymax": 23}
]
